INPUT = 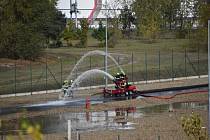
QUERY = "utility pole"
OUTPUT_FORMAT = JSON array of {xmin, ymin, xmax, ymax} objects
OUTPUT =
[
  {"xmin": 208, "ymin": 19, "xmax": 210, "ymax": 138},
  {"xmin": 70, "ymin": 0, "xmax": 78, "ymax": 28},
  {"xmin": 75, "ymin": 0, "xmax": 78, "ymax": 28},
  {"xmin": 105, "ymin": 0, "xmax": 108, "ymax": 88},
  {"xmin": 70, "ymin": 0, "xmax": 72, "ymax": 19}
]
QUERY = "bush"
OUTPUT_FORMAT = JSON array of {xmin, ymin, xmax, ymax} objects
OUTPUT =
[{"xmin": 181, "ymin": 112, "xmax": 207, "ymax": 140}]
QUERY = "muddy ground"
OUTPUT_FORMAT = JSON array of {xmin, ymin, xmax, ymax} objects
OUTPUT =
[{"xmin": 0, "ymin": 77, "xmax": 208, "ymax": 140}]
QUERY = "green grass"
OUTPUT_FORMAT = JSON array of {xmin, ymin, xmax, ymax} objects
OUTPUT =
[{"xmin": 0, "ymin": 38, "xmax": 208, "ymax": 95}]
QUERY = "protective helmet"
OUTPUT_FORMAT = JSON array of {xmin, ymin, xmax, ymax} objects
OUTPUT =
[
  {"xmin": 117, "ymin": 73, "xmax": 120, "ymax": 75},
  {"xmin": 64, "ymin": 80, "xmax": 68, "ymax": 84}
]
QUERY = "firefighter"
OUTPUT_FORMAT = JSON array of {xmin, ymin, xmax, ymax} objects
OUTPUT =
[
  {"xmin": 114, "ymin": 73, "xmax": 121, "ymax": 89},
  {"xmin": 62, "ymin": 80, "xmax": 69, "ymax": 96},
  {"xmin": 115, "ymin": 73, "xmax": 120, "ymax": 80},
  {"xmin": 62, "ymin": 80, "xmax": 69, "ymax": 88},
  {"xmin": 62, "ymin": 80, "xmax": 74, "ymax": 96}
]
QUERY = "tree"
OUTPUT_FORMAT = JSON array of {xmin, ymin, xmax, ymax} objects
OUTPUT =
[
  {"xmin": 61, "ymin": 20, "xmax": 77, "ymax": 47},
  {"xmin": 189, "ymin": 0, "xmax": 210, "ymax": 49},
  {"xmin": 79, "ymin": 19, "xmax": 89, "ymax": 47},
  {"xmin": 0, "ymin": 0, "xmax": 65, "ymax": 60},
  {"xmin": 119, "ymin": 5, "xmax": 135, "ymax": 37},
  {"xmin": 161, "ymin": 0, "xmax": 180, "ymax": 30},
  {"xmin": 108, "ymin": 18, "xmax": 122, "ymax": 48},
  {"xmin": 92, "ymin": 21, "xmax": 106, "ymax": 47},
  {"xmin": 132, "ymin": 0, "xmax": 162, "ymax": 40}
]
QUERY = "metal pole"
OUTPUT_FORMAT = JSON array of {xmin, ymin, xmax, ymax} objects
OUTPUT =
[
  {"xmin": 197, "ymin": 47, "xmax": 200, "ymax": 78},
  {"xmin": 132, "ymin": 52, "xmax": 134, "ymax": 83},
  {"xmin": 75, "ymin": 0, "xmax": 78, "ymax": 28},
  {"xmin": 90, "ymin": 56, "xmax": 92, "ymax": 88},
  {"xmin": 105, "ymin": 0, "xmax": 108, "ymax": 88},
  {"xmin": 208, "ymin": 20, "xmax": 210, "ymax": 138},
  {"xmin": 145, "ymin": 51, "xmax": 147, "ymax": 83},
  {"xmin": 68, "ymin": 120, "xmax": 71, "ymax": 140},
  {"xmin": 171, "ymin": 49, "xmax": 174, "ymax": 81},
  {"xmin": 30, "ymin": 61, "xmax": 32, "ymax": 95},
  {"xmin": 70, "ymin": 0, "xmax": 72, "ymax": 19},
  {"xmin": 75, "ymin": 57, "xmax": 78, "ymax": 79},
  {"xmin": 46, "ymin": 56, "xmax": 47, "ymax": 94},
  {"xmin": 158, "ymin": 50, "xmax": 160, "ymax": 81},
  {"xmin": 60, "ymin": 58, "xmax": 63, "ymax": 86},
  {"xmin": 14, "ymin": 62, "xmax": 16, "ymax": 96},
  {"xmin": 117, "ymin": 56, "xmax": 120, "ymax": 65},
  {"xmin": 185, "ymin": 48, "xmax": 187, "ymax": 78}
]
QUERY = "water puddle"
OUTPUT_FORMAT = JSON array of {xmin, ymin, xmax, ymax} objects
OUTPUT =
[{"xmin": 0, "ymin": 101, "xmax": 207, "ymax": 135}]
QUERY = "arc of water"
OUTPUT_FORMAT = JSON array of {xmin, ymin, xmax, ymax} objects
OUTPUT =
[
  {"xmin": 68, "ymin": 50, "xmax": 124, "ymax": 81},
  {"xmin": 66, "ymin": 69, "xmax": 114, "ymax": 97}
]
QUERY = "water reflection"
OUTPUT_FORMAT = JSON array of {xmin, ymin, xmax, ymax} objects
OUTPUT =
[{"xmin": 1, "ymin": 102, "xmax": 207, "ymax": 134}]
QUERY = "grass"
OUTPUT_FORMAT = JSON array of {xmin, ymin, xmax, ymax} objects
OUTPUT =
[{"xmin": 0, "ymin": 38, "xmax": 208, "ymax": 95}]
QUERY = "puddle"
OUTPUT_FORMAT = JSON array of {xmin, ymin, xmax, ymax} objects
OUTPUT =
[
  {"xmin": 0, "ymin": 87, "xmax": 207, "ymax": 116},
  {"xmin": 0, "ymin": 101, "xmax": 207, "ymax": 135}
]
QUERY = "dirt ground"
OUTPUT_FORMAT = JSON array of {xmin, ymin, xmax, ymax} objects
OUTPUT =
[
  {"xmin": 0, "ymin": 77, "xmax": 208, "ymax": 140},
  {"xmin": 5, "ymin": 109, "xmax": 208, "ymax": 140}
]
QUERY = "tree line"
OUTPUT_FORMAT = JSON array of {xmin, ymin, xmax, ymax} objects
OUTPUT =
[
  {"xmin": 0, "ymin": 0, "xmax": 209, "ymax": 60},
  {"xmin": 120, "ymin": 0, "xmax": 210, "ymax": 44}
]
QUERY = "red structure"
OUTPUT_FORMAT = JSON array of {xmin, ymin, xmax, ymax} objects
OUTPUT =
[{"xmin": 88, "ymin": 0, "xmax": 102, "ymax": 24}]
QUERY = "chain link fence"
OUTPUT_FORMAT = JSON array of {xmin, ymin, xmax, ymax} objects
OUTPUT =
[{"xmin": 0, "ymin": 48, "xmax": 207, "ymax": 95}]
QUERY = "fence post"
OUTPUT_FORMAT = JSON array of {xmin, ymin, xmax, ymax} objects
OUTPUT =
[
  {"xmin": 197, "ymin": 47, "xmax": 200, "ymax": 78},
  {"xmin": 132, "ymin": 52, "xmax": 134, "ymax": 83},
  {"xmin": 14, "ymin": 61, "xmax": 16, "ymax": 96},
  {"xmin": 45, "ymin": 56, "xmax": 48, "ymax": 94},
  {"xmin": 158, "ymin": 135, "xmax": 160, "ymax": 140},
  {"xmin": 90, "ymin": 56, "xmax": 92, "ymax": 88},
  {"xmin": 60, "ymin": 57, "xmax": 63, "ymax": 86},
  {"xmin": 117, "ymin": 134, "xmax": 120, "ymax": 140},
  {"xmin": 68, "ymin": 120, "xmax": 71, "ymax": 140},
  {"xmin": 30, "ymin": 61, "xmax": 32, "ymax": 95},
  {"xmin": 171, "ymin": 49, "xmax": 174, "ymax": 81},
  {"xmin": 158, "ymin": 50, "xmax": 160, "ymax": 81},
  {"xmin": 185, "ymin": 48, "xmax": 187, "ymax": 78},
  {"xmin": 117, "ymin": 56, "xmax": 120, "ymax": 65},
  {"xmin": 77, "ymin": 131, "xmax": 80, "ymax": 140},
  {"xmin": 75, "ymin": 57, "xmax": 78, "ymax": 79},
  {"xmin": 145, "ymin": 51, "xmax": 148, "ymax": 83}
]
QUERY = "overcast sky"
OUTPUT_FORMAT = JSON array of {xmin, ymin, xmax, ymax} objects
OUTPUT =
[
  {"xmin": 57, "ymin": 0, "xmax": 103, "ymax": 18},
  {"xmin": 57, "ymin": 0, "xmax": 126, "ymax": 18}
]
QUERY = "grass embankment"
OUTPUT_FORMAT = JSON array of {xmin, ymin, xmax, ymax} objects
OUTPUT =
[{"xmin": 0, "ymin": 39, "xmax": 208, "ymax": 95}]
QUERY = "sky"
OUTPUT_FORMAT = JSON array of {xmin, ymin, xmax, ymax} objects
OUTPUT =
[
  {"xmin": 56, "ymin": 0, "xmax": 125, "ymax": 18},
  {"xmin": 57, "ymin": 0, "xmax": 102, "ymax": 18}
]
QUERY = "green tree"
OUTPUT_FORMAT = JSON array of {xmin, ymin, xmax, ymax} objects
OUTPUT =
[
  {"xmin": 61, "ymin": 20, "xmax": 77, "ymax": 47},
  {"xmin": 0, "ymin": 0, "xmax": 65, "ymax": 60},
  {"xmin": 108, "ymin": 18, "xmax": 122, "ymax": 48},
  {"xmin": 92, "ymin": 21, "xmax": 106, "ymax": 47},
  {"xmin": 161, "ymin": 0, "xmax": 180, "ymax": 30},
  {"xmin": 119, "ymin": 5, "xmax": 135, "ymax": 37},
  {"xmin": 79, "ymin": 19, "xmax": 89, "ymax": 47},
  {"xmin": 133, "ymin": 0, "xmax": 162, "ymax": 40},
  {"xmin": 189, "ymin": 1, "xmax": 210, "ymax": 49}
]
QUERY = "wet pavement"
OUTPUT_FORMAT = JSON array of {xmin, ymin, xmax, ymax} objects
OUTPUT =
[{"xmin": 0, "ymin": 87, "xmax": 207, "ymax": 116}]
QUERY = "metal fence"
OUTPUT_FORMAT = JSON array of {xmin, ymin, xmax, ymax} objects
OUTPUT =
[{"xmin": 0, "ymin": 48, "xmax": 208, "ymax": 95}]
